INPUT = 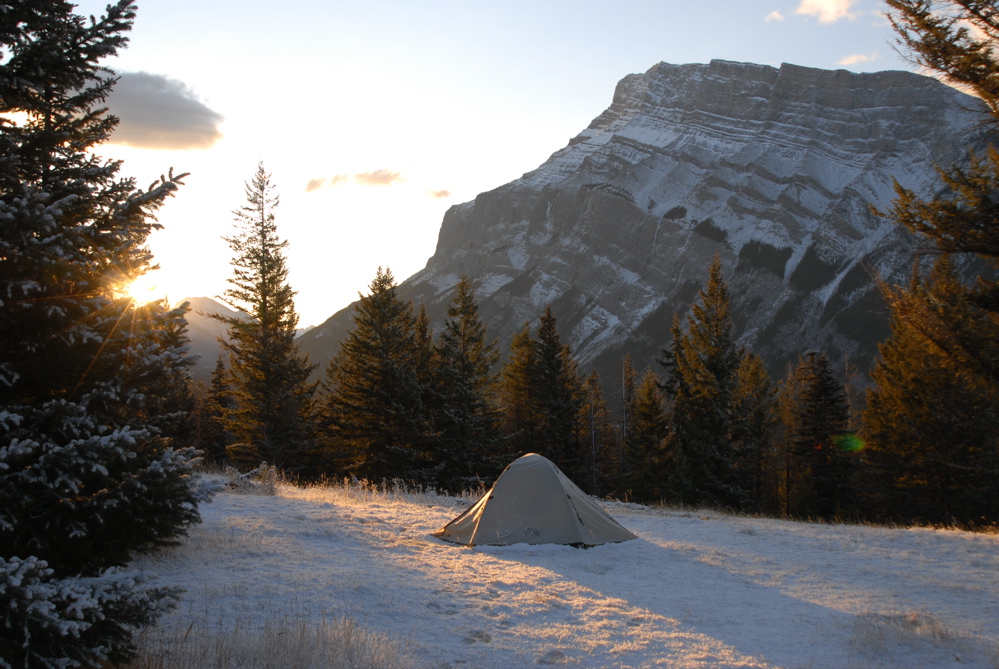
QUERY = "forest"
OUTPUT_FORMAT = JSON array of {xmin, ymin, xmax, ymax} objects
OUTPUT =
[{"xmin": 1, "ymin": 1, "xmax": 997, "ymax": 667}]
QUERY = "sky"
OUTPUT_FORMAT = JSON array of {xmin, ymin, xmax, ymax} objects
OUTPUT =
[{"xmin": 72, "ymin": 0, "xmax": 916, "ymax": 327}]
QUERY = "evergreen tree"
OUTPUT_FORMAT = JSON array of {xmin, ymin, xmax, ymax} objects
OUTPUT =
[
  {"xmin": 785, "ymin": 352, "xmax": 853, "ymax": 519},
  {"xmin": 579, "ymin": 369, "xmax": 617, "ymax": 495},
  {"xmin": 624, "ymin": 368, "xmax": 668, "ymax": 502},
  {"xmin": 215, "ymin": 164, "xmax": 317, "ymax": 473},
  {"xmin": 496, "ymin": 308, "xmax": 583, "ymax": 476},
  {"xmin": 615, "ymin": 355, "xmax": 639, "ymax": 496},
  {"xmin": 197, "ymin": 353, "xmax": 235, "ymax": 464},
  {"xmin": 731, "ymin": 352, "xmax": 780, "ymax": 513},
  {"xmin": 432, "ymin": 277, "xmax": 502, "ymax": 491},
  {"xmin": 531, "ymin": 306, "xmax": 584, "ymax": 477},
  {"xmin": 881, "ymin": 0, "xmax": 999, "ymax": 399},
  {"xmin": 0, "ymin": 1, "xmax": 203, "ymax": 664},
  {"xmin": 322, "ymin": 268, "xmax": 433, "ymax": 483},
  {"xmin": 620, "ymin": 354, "xmax": 639, "ymax": 447},
  {"xmin": 864, "ymin": 0, "xmax": 999, "ymax": 525},
  {"xmin": 888, "ymin": 1, "xmax": 999, "ymax": 124},
  {"xmin": 660, "ymin": 257, "xmax": 745, "ymax": 508},
  {"xmin": 864, "ymin": 260, "xmax": 999, "ymax": 525},
  {"xmin": 498, "ymin": 322, "xmax": 539, "ymax": 457}
]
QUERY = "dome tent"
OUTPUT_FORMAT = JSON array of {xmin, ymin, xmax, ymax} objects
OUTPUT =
[{"xmin": 433, "ymin": 453, "xmax": 637, "ymax": 546}]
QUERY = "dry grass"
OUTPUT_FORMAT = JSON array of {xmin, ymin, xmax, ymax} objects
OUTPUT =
[
  {"xmin": 120, "ymin": 472, "xmax": 422, "ymax": 669},
  {"xmin": 122, "ymin": 610, "xmax": 413, "ymax": 669},
  {"xmin": 849, "ymin": 610, "xmax": 999, "ymax": 667}
]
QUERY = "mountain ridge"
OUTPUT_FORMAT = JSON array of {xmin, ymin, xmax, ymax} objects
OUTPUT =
[{"xmin": 299, "ymin": 59, "xmax": 993, "ymax": 385}]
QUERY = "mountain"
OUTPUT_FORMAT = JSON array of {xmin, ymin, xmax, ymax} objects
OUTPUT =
[
  {"xmin": 299, "ymin": 59, "xmax": 994, "ymax": 385},
  {"xmin": 179, "ymin": 296, "xmax": 242, "ymax": 384}
]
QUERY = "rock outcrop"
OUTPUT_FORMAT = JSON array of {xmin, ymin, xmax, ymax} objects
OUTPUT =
[{"xmin": 300, "ymin": 60, "xmax": 992, "ymax": 383}]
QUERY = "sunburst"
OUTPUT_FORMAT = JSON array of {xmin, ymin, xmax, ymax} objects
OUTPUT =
[{"xmin": 125, "ymin": 271, "xmax": 167, "ymax": 306}]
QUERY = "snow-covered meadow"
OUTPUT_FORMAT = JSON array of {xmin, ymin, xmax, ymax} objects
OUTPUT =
[{"xmin": 130, "ymin": 478, "xmax": 999, "ymax": 668}]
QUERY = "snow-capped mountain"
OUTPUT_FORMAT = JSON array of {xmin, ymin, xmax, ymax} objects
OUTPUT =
[{"xmin": 300, "ymin": 60, "xmax": 993, "ymax": 382}]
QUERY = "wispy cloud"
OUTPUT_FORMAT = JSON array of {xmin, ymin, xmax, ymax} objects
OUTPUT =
[
  {"xmin": 305, "ymin": 175, "xmax": 348, "ymax": 192},
  {"xmin": 355, "ymin": 169, "xmax": 403, "ymax": 186},
  {"xmin": 765, "ymin": 10, "xmax": 784, "ymax": 22},
  {"xmin": 428, "ymin": 189, "xmax": 451, "ymax": 199},
  {"xmin": 795, "ymin": 0, "xmax": 858, "ymax": 23},
  {"xmin": 839, "ymin": 52, "xmax": 879, "ymax": 66},
  {"xmin": 107, "ymin": 72, "xmax": 223, "ymax": 149},
  {"xmin": 305, "ymin": 171, "xmax": 403, "ymax": 192}
]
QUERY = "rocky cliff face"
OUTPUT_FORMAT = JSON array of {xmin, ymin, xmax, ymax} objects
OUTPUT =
[{"xmin": 300, "ymin": 60, "xmax": 992, "ymax": 383}]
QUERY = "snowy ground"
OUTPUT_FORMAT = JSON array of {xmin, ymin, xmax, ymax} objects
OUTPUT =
[{"xmin": 133, "ymin": 480, "xmax": 999, "ymax": 668}]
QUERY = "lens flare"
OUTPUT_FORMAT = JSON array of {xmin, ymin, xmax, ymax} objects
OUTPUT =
[
  {"xmin": 834, "ymin": 433, "xmax": 865, "ymax": 453},
  {"xmin": 126, "ymin": 272, "xmax": 166, "ymax": 306}
]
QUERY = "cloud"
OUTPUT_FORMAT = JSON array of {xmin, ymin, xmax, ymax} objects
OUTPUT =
[
  {"xmin": 765, "ymin": 10, "xmax": 784, "ymax": 21},
  {"xmin": 795, "ymin": 0, "xmax": 858, "ymax": 23},
  {"xmin": 107, "ymin": 72, "xmax": 223, "ymax": 149},
  {"xmin": 354, "ymin": 169, "xmax": 403, "ymax": 186},
  {"xmin": 839, "ymin": 52, "xmax": 879, "ymax": 66},
  {"xmin": 306, "ymin": 171, "xmax": 418, "ymax": 192},
  {"xmin": 428, "ymin": 189, "xmax": 451, "ymax": 199}
]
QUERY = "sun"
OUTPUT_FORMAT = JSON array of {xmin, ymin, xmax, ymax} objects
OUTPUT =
[{"xmin": 126, "ymin": 271, "xmax": 167, "ymax": 305}]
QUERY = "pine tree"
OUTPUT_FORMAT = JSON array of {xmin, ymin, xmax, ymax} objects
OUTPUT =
[
  {"xmin": 785, "ymin": 352, "xmax": 852, "ymax": 519},
  {"xmin": 660, "ymin": 257, "xmax": 745, "ymax": 508},
  {"xmin": 864, "ymin": 260, "xmax": 999, "ymax": 525},
  {"xmin": 432, "ymin": 277, "xmax": 502, "ymax": 491},
  {"xmin": 620, "ymin": 355, "xmax": 639, "ymax": 447},
  {"xmin": 731, "ymin": 352, "xmax": 779, "ymax": 513},
  {"xmin": 321, "ymin": 268, "xmax": 433, "ymax": 483},
  {"xmin": 0, "ymin": 2, "xmax": 203, "ymax": 664},
  {"xmin": 496, "ymin": 308, "xmax": 584, "ymax": 476},
  {"xmin": 864, "ymin": 0, "xmax": 999, "ymax": 526},
  {"xmin": 215, "ymin": 164, "xmax": 317, "ymax": 473},
  {"xmin": 623, "ymin": 368, "xmax": 668, "ymax": 502},
  {"xmin": 615, "ymin": 355, "xmax": 639, "ymax": 496},
  {"xmin": 498, "ymin": 322, "xmax": 539, "ymax": 457},
  {"xmin": 531, "ymin": 306, "xmax": 584, "ymax": 477},
  {"xmin": 579, "ymin": 369, "xmax": 617, "ymax": 495},
  {"xmin": 197, "ymin": 353, "xmax": 235, "ymax": 464},
  {"xmin": 881, "ymin": 0, "xmax": 999, "ymax": 400},
  {"xmin": 887, "ymin": 1, "xmax": 999, "ymax": 124}
]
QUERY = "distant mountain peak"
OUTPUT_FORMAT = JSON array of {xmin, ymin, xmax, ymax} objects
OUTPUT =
[{"xmin": 299, "ymin": 60, "xmax": 994, "ymax": 385}]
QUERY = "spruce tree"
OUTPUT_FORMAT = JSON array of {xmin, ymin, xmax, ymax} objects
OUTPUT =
[
  {"xmin": 888, "ymin": 1, "xmax": 999, "ymax": 124},
  {"xmin": 865, "ymin": 260, "xmax": 999, "ymax": 525},
  {"xmin": 498, "ymin": 322, "xmax": 539, "ymax": 457},
  {"xmin": 531, "ymin": 306, "xmax": 584, "ymax": 477},
  {"xmin": 0, "ymin": 1, "xmax": 203, "ymax": 664},
  {"xmin": 623, "ymin": 368, "xmax": 668, "ymax": 502},
  {"xmin": 660, "ymin": 257, "xmax": 745, "ymax": 508},
  {"xmin": 197, "ymin": 353, "xmax": 235, "ymax": 464},
  {"xmin": 579, "ymin": 369, "xmax": 617, "ymax": 495},
  {"xmin": 731, "ymin": 352, "xmax": 779, "ymax": 513},
  {"xmin": 785, "ymin": 352, "xmax": 852, "ymax": 519},
  {"xmin": 865, "ymin": 0, "xmax": 999, "ymax": 525},
  {"xmin": 880, "ymin": 0, "xmax": 999, "ymax": 408},
  {"xmin": 616, "ymin": 355, "xmax": 639, "ymax": 496},
  {"xmin": 620, "ymin": 354, "xmax": 638, "ymax": 448},
  {"xmin": 321, "ymin": 268, "xmax": 433, "ymax": 483},
  {"xmin": 215, "ymin": 164, "xmax": 317, "ymax": 473},
  {"xmin": 432, "ymin": 277, "xmax": 502, "ymax": 491},
  {"xmin": 496, "ymin": 308, "xmax": 584, "ymax": 476}
]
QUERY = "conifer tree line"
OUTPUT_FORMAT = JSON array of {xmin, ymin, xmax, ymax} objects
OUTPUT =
[
  {"xmin": 4, "ymin": 0, "xmax": 995, "ymax": 665},
  {"xmin": 192, "ymin": 0, "xmax": 999, "ymax": 531},
  {"xmin": 1, "ymin": 1, "xmax": 208, "ymax": 665}
]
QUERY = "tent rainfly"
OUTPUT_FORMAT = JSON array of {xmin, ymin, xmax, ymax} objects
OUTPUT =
[{"xmin": 433, "ymin": 453, "xmax": 637, "ymax": 546}]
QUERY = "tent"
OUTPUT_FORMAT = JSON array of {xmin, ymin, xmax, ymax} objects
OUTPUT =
[{"xmin": 433, "ymin": 453, "xmax": 637, "ymax": 546}]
